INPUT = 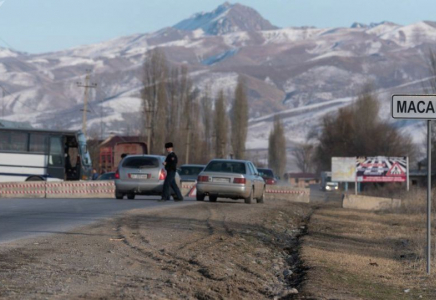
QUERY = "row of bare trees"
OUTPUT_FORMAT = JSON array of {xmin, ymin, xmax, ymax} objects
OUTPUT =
[{"xmin": 141, "ymin": 49, "xmax": 248, "ymax": 165}]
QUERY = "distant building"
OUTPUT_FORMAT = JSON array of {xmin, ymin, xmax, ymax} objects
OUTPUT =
[{"xmin": 284, "ymin": 172, "xmax": 319, "ymax": 188}]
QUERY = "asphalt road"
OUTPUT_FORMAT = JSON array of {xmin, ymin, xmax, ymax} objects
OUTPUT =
[
  {"xmin": 309, "ymin": 184, "xmax": 343, "ymax": 203},
  {"xmin": 0, "ymin": 197, "xmax": 195, "ymax": 244}
]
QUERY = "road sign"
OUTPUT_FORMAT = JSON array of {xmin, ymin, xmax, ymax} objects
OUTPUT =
[
  {"xmin": 386, "ymin": 162, "xmax": 405, "ymax": 176},
  {"xmin": 392, "ymin": 95, "xmax": 436, "ymax": 119}
]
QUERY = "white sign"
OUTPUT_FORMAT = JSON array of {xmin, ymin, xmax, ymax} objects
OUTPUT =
[
  {"xmin": 392, "ymin": 95, "xmax": 436, "ymax": 119},
  {"xmin": 332, "ymin": 157, "xmax": 356, "ymax": 182}
]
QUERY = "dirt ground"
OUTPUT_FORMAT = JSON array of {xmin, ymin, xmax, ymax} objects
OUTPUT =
[
  {"xmin": 0, "ymin": 199, "xmax": 312, "ymax": 299},
  {"xmin": 300, "ymin": 203, "xmax": 436, "ymax": 300}
]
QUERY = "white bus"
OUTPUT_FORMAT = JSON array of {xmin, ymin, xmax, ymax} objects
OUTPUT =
[{"xmin": 0, "ymin": 128, "xmax": 92, "ymax": 182}]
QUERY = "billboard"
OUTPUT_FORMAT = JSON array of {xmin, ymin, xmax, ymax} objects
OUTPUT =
[
  {"xmin": 332, "ymin": 157, "xmax": 356, "ymax": 182},
  {"xmin": 356, "ymin": 156, "xmax": 407, "ymax": 183}
]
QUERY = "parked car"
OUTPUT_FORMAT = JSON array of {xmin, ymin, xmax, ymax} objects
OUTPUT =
[
  {"xmin": 257, "ymin": 168, "xmax": 277, "ymax": 185},
  {"xmin": 196, "ymin": 159, "xmax": 265, "ymax": 204},
  {"xmin": 178, "ymin": 164, "xmax": 205, "ymax": 182},
  {"xmin": 114, "ymin": 155, "xmax": 180, "ymax": 199},
  {"xmin": 97, "ymin": 172, "xmax": 116, "ymax": 180}
]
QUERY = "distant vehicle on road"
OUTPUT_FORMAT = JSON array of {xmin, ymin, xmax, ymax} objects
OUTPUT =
[
  {"xmin": 257, "ymin": 168, "xmax": 277, "ymax": 185},
  {"xmin": 325, "ymin": 182, "xmax": 339, "ymax": 191},
  {"xmin": 196, "ymin": 159, "xmax": 265, "ymax": 204},
  {"xmin": 0, "ymin": 128, "xmax": 92, "ymax": 182},
  {"xmin": 177, "ymin": 164, "xmax": 205, "ymax": 182},
  {"xmin": 100, "ymin": 141, "xmax": 147, "ymax": 173},
  {"xmin": 97, "ymin": 172, "xmax": 116, "ymax": 181},
  {"xmin": 114, "ymin": 155, "xmax": 180, "ymax": 200}
]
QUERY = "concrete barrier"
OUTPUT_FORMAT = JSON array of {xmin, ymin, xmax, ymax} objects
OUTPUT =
[
  {"xmin": 265, "ymin": 185, "xmax": 310, "ymax": 203},
  {"xmin": 181, "ymin": 182, "xmax": 196, "ymax": 197},
  {"xmin": 0, "ymin": 182, "xmax": 46, "ymax": 198},
  {"xmin": 342, "ymin": 194, "xmax": 401, "ymax": 211},
  {"xmin": 0, "ymin": 181, "xmax": 116, "ymax": 199},
  {"xmin": 46, "ymin": 181, "xmax": 115, "ymax": 198}
]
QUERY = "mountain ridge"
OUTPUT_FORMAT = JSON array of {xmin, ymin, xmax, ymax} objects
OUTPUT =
[{"xmin": 0, "ymin": 2, "xmax": 433, "ymax": 166}]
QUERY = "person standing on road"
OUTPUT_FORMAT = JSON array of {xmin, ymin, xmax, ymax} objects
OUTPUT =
[
  {"xmin": 91, "ymin": 168, "xmax": 99, "ymax": 180},
  {"xmin": 160, "ymin": 142, "xmax": 184, "ymax": 202}
]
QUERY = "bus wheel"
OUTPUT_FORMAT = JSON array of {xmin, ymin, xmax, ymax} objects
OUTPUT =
[{"xmin": 26, "ymin": 176, "xmax": 44, "ymax": 181}]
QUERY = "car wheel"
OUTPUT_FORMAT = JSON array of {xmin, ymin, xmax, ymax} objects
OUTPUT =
[
  {"xmin": 196, "ymin": 193, "xmax": 205, "ymax": 201},
  {"xmin": 244, "ymin": 188, "xmax": 253, "ymax": 204},
  {"xmin": 115, "ymin": 190, "xmax": 124, "ymax": 200},
  {"xmin": 127, "ymin": 193, "xmax": 135, "ymax": 200},
  {"xmin": 257, "ymin": 188, "xmax": 265, "ymax": 204},
  {"xmin": 209, "ymin": 195, "xmax": 218, "ymax": 202}
]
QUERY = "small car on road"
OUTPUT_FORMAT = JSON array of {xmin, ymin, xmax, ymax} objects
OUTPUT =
[
  {"xmin": 114, "ymin": 155, "xmax": 180, "ymax": 199},
  {"xmin": 97, "ymin": 172, "xmax": 116, "ymax": 180},
  {"xmin": 178, "ymin": 164, "xmax": 205, "ymax": 182},
  {"xmin": 257, "ymin": 168, "xmax": 278, "ymax": 185},
  {"xmin": 196, "ymin": 159, "xmax": 265, "ymax": 204}
]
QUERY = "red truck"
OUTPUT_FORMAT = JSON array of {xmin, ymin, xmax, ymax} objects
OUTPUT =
[{"xmin": 99, "ymin": 141, "xmax": 147, "ymax": 172}]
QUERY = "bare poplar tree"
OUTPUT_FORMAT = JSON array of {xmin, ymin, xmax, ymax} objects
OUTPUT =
[
  {"xmin": 141, "ymin": 48, "xmax": 167, "ymax": 154},
  {"xmin": 215, "ymin": 90, "xmax": 228, "ymax": 158},
  {"xmin": 268, "ymin": 116, "xmax": 287, "ymax": 178},
  {"xmin": 153, "ymin": 81, "xmax": 168, "ymax": 154},
  {"xmin": 292, "ymin": 143, "xmax": 314, "ymax": 173},
  {"xmin": 231, "ymin": 76, "xmax": 248, "ymax": 159},
  {"xmin": 201, "ymin": 86, "xmax": 214, "ymax": 163}
]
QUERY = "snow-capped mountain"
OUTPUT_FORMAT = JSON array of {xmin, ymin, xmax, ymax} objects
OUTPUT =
[
  {"xmin": 174, "ymin": 2, "xmax": 278, "ymax": 35},
  {"xmin": 0, "ymin": 2, "xmax": 434, "ymax": 169}
]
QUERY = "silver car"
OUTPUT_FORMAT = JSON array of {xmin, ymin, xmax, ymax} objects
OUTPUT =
[
  {"xmin": 178, "ymin": 164, "xmax": 205, "ymax": 183},
  {"xmin": 196, "ymin": 159, "xmax": 265, "ymax": 204},
  {"xmin": 114, "ymin": 155, "xmax": 180, "ymax": 199}
]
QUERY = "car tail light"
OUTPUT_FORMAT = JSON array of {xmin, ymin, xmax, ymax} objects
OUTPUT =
[
  {"xmin": 233, "ymin": 178, "xmax": 246, "ymax": 184},
  {"xmin": 266, "ymin": 178, "xmax": 275, "ymax": 185},
  {"xmin": 198, "ymin": 175, "xmax": 209, "ymax": 182},
  {"xmin": 159, "ymin": 169, "xmax": 166, "ymax": 181},
  {"xmin": 115, "ymin": 169, "xmax": 120, "ymax": 179}
]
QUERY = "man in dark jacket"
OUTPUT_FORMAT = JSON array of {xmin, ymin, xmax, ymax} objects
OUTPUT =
[{"xmin": 160, "ymin": 142, "xmax": 184, "ymax": 201}]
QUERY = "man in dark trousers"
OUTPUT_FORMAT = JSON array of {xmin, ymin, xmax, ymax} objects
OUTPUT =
[{"xmin": 160, "ymin": 142, "xmax": 184, "ymax": 202}]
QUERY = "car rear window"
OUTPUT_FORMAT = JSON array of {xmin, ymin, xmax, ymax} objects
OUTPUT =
[
  {"xmin": 122, "ymin": 157, "xmax": 160, "ymax": 169},
  {"xmin": 180, "ymin": 166, "xmax": 204, "ymax": 175},
  {"xmin": 204, "ymin": 161, "xmax": 246, "ymax": 174},
  {"xmin": 259, "ymin": 169, "xmax": 274, "ymax": 178}
]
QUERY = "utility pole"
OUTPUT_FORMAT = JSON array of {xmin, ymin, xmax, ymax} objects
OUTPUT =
[
  {"xmin": 77, "ymin": 70, "xmax": 97, "ymax": 138},
  {"xmin": 144, "ymin": 100, "xmax": 154, "ymax": 154},
  {"xmin": 185, "ymin": 123, "xmax": 191, "ymax": 164}
]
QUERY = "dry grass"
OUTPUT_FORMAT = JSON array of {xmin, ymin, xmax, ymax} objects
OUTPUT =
[{"xmin": 300, "ymin": 201, "xmax": 436, "ymax": 299}]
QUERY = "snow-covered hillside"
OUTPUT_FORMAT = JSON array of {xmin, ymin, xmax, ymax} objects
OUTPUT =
[{"xmin": 0, "ymin": 2, "xmax": 434, "ymax": 170}]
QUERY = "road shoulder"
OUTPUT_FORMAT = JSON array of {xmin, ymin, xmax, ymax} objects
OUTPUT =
[
  {"xmin": 300, "ymin": 205, "xmax": 436, "ymax": 299},
  {"xmin": 0, "ymin": 199, "xmax": 312, "ymax": 299}
]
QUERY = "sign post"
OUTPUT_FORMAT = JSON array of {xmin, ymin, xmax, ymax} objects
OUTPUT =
[{"xmin": 392, "ymin": 94, "xmax": 436, "ymax": 275}]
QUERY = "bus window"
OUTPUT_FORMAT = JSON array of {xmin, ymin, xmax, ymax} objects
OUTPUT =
[
  {"xmin": 30, "ymin": 134, "xmax": 47, "ymax": 153},
  {"xmin": 11, "ymin": 132, "xmax": 28, "ymax": 152},
  {"xmin": 0, "ymin": 131, "xmax": 11, "ymax": 151}
]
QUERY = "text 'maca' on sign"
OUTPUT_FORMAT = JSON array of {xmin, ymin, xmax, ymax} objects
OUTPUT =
[{"xmin": 392, "ymin": 95, "xmax": 436, "ymax": 119}]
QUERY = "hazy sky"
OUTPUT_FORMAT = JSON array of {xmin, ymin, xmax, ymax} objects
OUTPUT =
[{"xmin": 0, "ymin": 0, "xmax": 435, "ymax": 54}]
